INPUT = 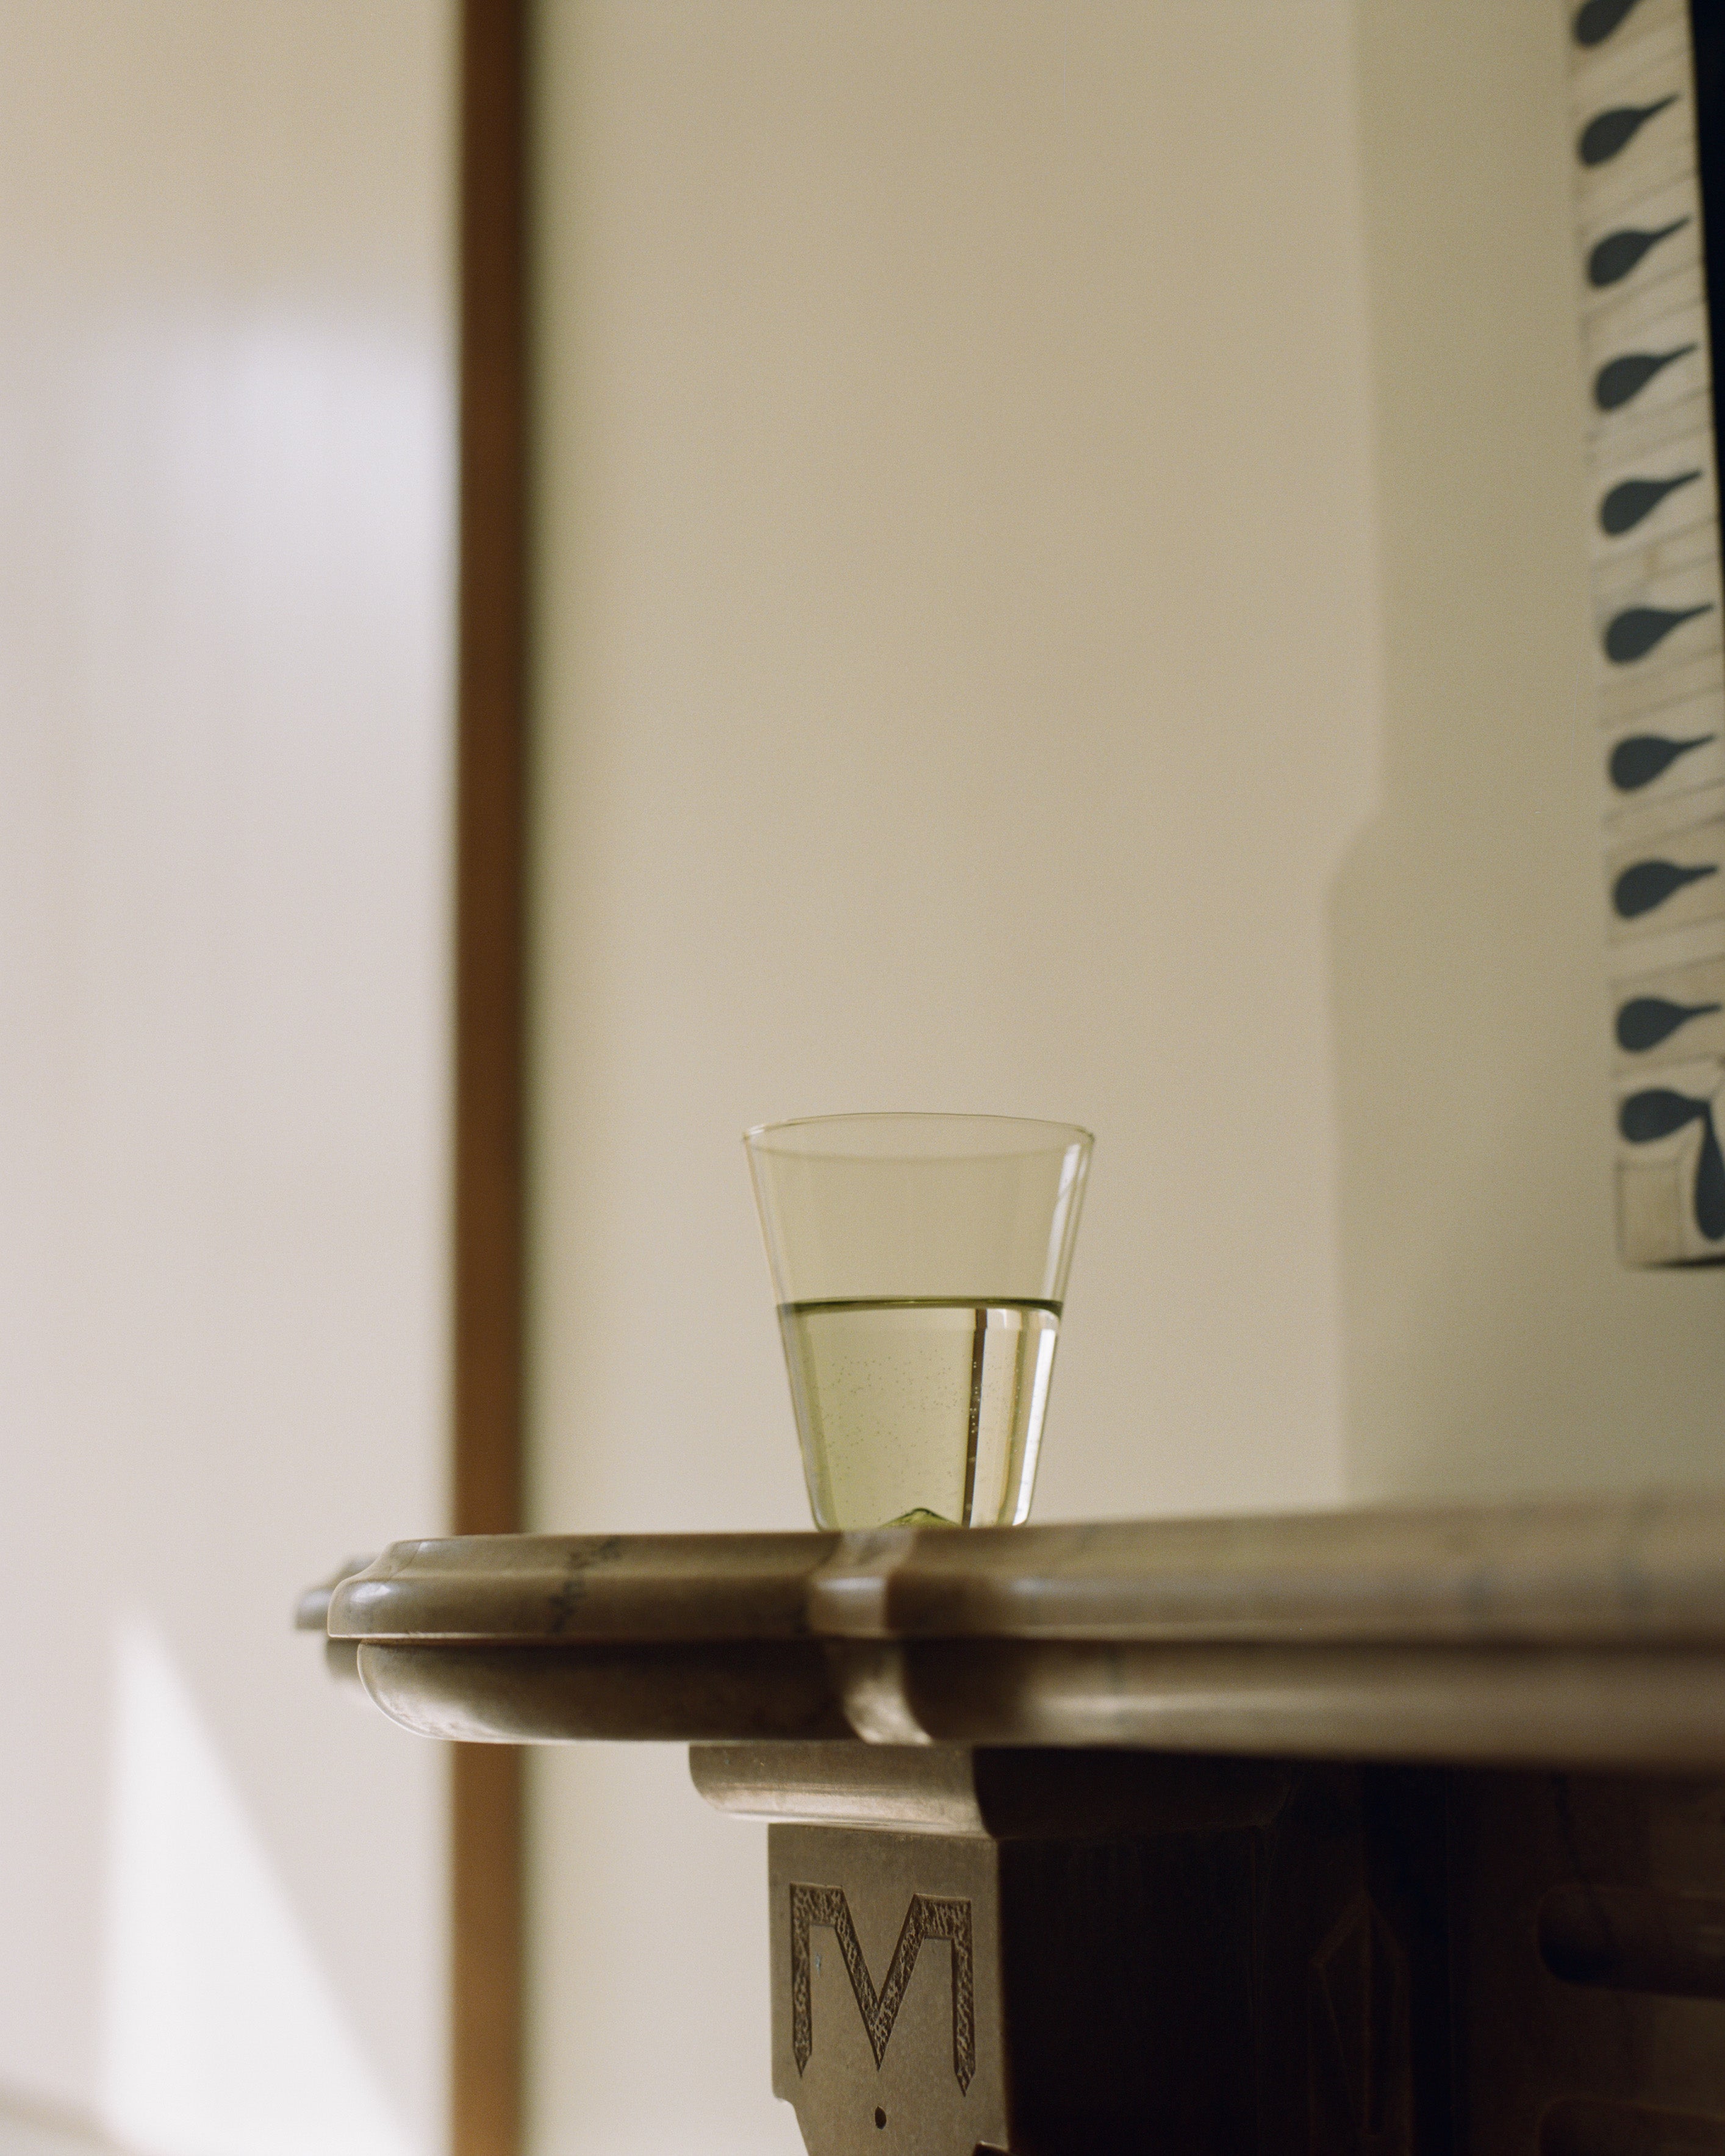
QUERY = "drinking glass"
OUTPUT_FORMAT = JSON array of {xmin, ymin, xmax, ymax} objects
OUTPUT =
[{"xmin": 744, "ymin": 1113, "xmax": 1092, "ymax": 1529}]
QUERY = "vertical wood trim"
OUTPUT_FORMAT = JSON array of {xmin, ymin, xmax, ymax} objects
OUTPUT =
[
  {"xmin": 451, "ymin": 1746, "xmax": 523, "ymax": 2156},
  {"xmin": 453, "ymin": 2, "xmax": 529, "ymax": 2154}
]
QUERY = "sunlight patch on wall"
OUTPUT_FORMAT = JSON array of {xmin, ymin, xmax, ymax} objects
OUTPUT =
[{"xmin": 99, "ymin": 1617, "xmax": 416, "ymax": 2156}]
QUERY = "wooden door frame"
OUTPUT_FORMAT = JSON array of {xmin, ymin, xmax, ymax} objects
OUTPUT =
[{"xmin": 453, "ymin": 2, "xmax": 530, "ymax": 2152}]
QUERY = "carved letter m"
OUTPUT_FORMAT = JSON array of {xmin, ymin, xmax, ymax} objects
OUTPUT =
[{"xmin": 789, "ymin": 1883, "xmax": 975, "ymax": 2092}]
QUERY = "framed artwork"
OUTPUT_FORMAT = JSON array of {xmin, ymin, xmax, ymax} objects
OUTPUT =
[{"xmin": 1568, "ymin": 0, "xmax": 1725, "ymax": 1261}]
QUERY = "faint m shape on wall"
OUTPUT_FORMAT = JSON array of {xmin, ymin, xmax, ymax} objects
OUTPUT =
[{"xmin": 789, "ymin": 1883, "xmax": 975, "ymax": 2092}]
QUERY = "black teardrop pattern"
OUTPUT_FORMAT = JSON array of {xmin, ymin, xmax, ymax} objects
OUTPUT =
[
  {"xmin": 1604, "ymin": 603, "xmax": 1714, "ymax": 663},
  {"xmin": 1599, "ymin": 470, "xmax": 1702, "ymax": 534},
  {"xmin": 1619, "ymin": 1087, "xmax": 1725, "ymax": 1239},
  {"xmin": 1608, "ymin": 732, "xmax": 1715, "ymax": 790},
  {"xmin": 1612, "ymin": 858, "xmax": 1719, "ymax": 918},
  {"xmin": 1588, "ymin": 220, "xmax": 1691, "ymax": 287},
  {"xmin": 1697, "ymin": 1119, "xmax": 1725, "ymax": 1237},
  {"xmin": 1620, "ymin": 1086, "xmax": 1709, "ymax": 1141},
  {"xmin": 1574, "ymin": 0, "xmax": 1645, "ymax": 45},
  {"xmin": 1615, "ymin": 995, "xmax": 1723, "ymax": 1051},
  {"xmin": 1594, "ymin": 346, "xmax": 1699, "ymax": 412},
  {"xmin": 1580, "ymin": 96, "xmax": 1680, "ymax": 168}
]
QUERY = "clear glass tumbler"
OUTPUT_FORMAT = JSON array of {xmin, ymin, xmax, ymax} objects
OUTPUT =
[{"xmin": 744, "ymin": 1113, "xmax": 1092, "ymax": 1530}]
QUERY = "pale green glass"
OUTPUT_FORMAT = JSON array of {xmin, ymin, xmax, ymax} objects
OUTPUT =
[{"xmin": 744, "ymin": 1113, "xmax": 1092, "ymax": 1530}]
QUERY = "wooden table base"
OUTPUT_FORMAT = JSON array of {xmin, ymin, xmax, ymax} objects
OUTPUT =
[{"xmin": 700, "ymin": 1746, "xmax": 1725, "ymax": 2156}]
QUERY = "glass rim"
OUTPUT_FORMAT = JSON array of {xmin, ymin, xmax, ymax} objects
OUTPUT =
[{"xmin": 742, "ymin": 1111, "xmax": 1094, "ymax": 1161}]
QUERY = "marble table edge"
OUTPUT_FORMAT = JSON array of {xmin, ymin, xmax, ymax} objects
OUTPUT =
[{"xmin": 318, "ymin": 1492, "xmax": 1725, "ymax": 1650}]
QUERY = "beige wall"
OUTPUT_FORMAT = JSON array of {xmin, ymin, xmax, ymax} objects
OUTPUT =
[
  {"xmin": 528, "ymin": 4, "xmax": 1379, "ymax": 2149},
  {"xmin": 0, "ymin": 6, "xmax": 454, "ymax": 2151},
  {"xmin": 528, "ymin": 2, "xmax": 1725, "ymax": 2148}
]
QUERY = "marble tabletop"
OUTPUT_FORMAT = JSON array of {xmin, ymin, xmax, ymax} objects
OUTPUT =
[{"xmin": 312, "ymin": 1495, "xmax": 1725, "ymax": 1767}]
